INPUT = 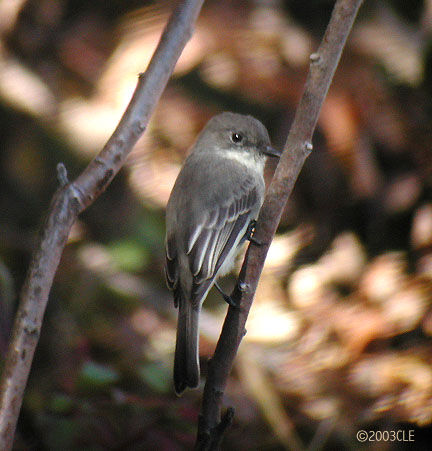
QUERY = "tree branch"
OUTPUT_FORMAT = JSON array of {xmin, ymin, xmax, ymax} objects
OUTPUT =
[
  {"xmin": 195, "ymin": 1, "xmax": 364, "ymax": 449},
  {"xmin": 0, "ymin": 1, "xmax": 205, "ymax": 449}
]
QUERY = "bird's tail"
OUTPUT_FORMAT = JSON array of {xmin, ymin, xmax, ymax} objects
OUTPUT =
[{"xmin": 174, "ymin": 292, "xmax": 200, "ymax": 395}]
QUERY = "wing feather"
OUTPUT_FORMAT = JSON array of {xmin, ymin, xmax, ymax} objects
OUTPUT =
[
  {"xmin": 199, "ymin": 233, "xmax": 218, "ymax": 281},
  {"xmin": 187, "ymin": 221, "xmax": 204, "ymax": 255},
  {"xmin": 190, "ymin": 228, "xmax": 213, "ymax": 276},
  {"xmin": 211, "ymin": 216, "xmax": 234, "ymax": 273},
  {"xmin": 165, "ymin": 235, "xmax": 179, "ymax": 306}
]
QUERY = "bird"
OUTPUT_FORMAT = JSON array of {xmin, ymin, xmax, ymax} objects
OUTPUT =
[{"xmin": 165, "ymin": 112, "xmax": 280, "ymax": 394}]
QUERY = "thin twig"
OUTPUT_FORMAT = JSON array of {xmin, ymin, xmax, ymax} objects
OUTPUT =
[
  {"xmin": 195, "ymin": 1, "xmax": 364, "ymax": 449},
  {"xmin": 0, "ymin": 1, "xmax": 205, "ymax": 449}
]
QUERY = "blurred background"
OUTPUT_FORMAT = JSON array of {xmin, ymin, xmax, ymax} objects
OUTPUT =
[{"xmin": 1, "ymin": 0, "xmax": 432, "ymax": 449}]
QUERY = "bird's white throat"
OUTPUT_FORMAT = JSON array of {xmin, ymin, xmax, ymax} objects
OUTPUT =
[{"xmin": 218, "ymin": 148, "xmax": 265, "ymax": 172}]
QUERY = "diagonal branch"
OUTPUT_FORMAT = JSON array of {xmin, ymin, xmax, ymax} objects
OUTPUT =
[
  {"xmin": 195, "ymin": 1, "xmax": 364, "ymax": 449},
  {"xmin": 0, "ymin": 1, "xmax": 205, "ymax": 449}
]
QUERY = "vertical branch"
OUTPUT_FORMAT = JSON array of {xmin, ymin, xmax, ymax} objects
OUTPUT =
[
  {"xmin": 0, "ymin": 1, "xmax": 205, "ymax": 449},
  {"xmin": 195, "ymin": 1, "xmax": 364, "ymax": 449}
]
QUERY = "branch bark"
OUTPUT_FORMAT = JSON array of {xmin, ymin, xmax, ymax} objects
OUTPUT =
[
  {"xmin": 195, "ymin": 1, "xmax": 364, "ymax": 449},
  {"xmin": 0, "ymin": 1, "xmax": 205, "ymax": 449}
]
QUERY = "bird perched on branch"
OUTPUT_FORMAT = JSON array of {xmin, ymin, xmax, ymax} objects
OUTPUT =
[{"xmin": 165, "ymin": 112, "xmax": 280, "ymax": 395}]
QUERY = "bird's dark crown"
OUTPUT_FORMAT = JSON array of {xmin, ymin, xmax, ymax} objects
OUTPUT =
[{"xmin": 194, "ymin": 112, "xmax": 272, "ymax": 157}]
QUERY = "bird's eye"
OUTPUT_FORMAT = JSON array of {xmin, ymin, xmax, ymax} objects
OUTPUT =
[{"xmin": 231, "ymin": 132, "xmax": 243, "ymax": 144}]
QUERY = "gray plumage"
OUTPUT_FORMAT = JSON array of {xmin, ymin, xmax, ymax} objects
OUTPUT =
[{"xmin": 165, "ymin": 112, "xmax": 278, "ymax": 395}]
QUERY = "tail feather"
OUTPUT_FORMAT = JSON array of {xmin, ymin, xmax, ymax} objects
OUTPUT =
[{"xmin": 174, "ymin": 293, "xmax": 200, "ymax": 395}]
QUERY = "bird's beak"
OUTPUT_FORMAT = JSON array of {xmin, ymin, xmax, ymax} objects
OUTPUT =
[{"xmin": 262, "ymin": 145, "xmax": 282, "ymax": 158}]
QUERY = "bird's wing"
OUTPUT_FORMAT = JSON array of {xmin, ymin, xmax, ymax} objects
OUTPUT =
[{"xmin": 186, "ymin": 179, "xmax": 259, "ymax": 304}]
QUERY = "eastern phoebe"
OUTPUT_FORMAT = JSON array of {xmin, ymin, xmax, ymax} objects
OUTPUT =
[{"xmin": 165, "ymin": 112, "xmax": 280, "ymax": 394}]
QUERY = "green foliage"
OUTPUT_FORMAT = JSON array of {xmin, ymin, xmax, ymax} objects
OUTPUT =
[
  {"xmin": 107, "ymin": 239, "xmax": 149, "ymax": 272},
  {"xmin": 138, "ymin": 361, "xmax": 172, "ymax": 393},
  {"xmin": 78, "ymin": 361, "xmax": 120, "ymax": 390}
]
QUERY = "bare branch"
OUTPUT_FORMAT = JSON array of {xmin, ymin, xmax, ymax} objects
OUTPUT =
[
  {"xmin": 0, "ymin": 1, "xmax": 205, "ymax": 449},
  {"xmin": 195, "ymin": 1, "xmax": 364, "ymax": 449}
]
